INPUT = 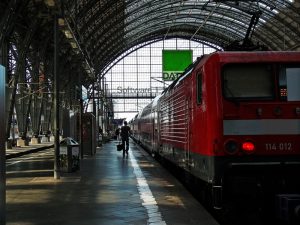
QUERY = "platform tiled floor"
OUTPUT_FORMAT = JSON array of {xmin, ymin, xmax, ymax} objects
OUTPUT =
[
  {"xmin": 6, "ymin": 140, "xmax": 219, "ymax": 225},
  {"xmin": 5, "ymin": 142, "xmax": 53, "ymax": 159}
]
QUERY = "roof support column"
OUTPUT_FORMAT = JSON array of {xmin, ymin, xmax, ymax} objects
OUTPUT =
[
  {"xmin": 0, "ymin": 36, "xmax": 7, "ymax": 224},
  {"xmin": 54, "ymin": 13, "xmax": 60, "ymax": 179},
  {"xmin": 0, "ymin": 63, "xmax": 6, "ymax": 225}
]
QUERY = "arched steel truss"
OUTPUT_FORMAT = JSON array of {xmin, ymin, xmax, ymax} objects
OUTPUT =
[
  {"xmin": 62, "ymin": 0, "xmax": 300, "ymax": 75},
  {"xmin": 0, "ymin": 0, "xmax": 300, "ymax": 142}
]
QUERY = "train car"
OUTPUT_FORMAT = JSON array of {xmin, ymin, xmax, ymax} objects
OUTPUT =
[
  {"xmin": 133, "ymin": 51, "xmax": 300, "ymax": 217},
  {"xmin": 135, "ymin": 95, "xmax": 161, "ymax": 152},
  {"xmin": 129, "ymin": 113, "xmax": 140, "ymax": 142}
]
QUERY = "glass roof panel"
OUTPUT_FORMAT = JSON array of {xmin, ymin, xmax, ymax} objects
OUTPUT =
[{"xmin": 63, "ymin": 0, "xmax": 300, "ymax": 74}]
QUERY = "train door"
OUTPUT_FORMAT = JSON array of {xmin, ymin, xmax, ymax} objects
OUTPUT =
[
  {"xmin": 184, "ymin": 87, "xmax": 192, "ymax": 168},
  {"xmin": 152, "ymin": 108, "xmax": 158, "ymax": 155},
  {"xmin": 154, "ymin": 100, "xmax": 161, "ymax": 156}
]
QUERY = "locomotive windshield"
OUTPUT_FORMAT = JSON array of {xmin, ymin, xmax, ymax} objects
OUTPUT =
[
  {"xmin": 222, "ymin": 64, "xmax": 274, "ymax": 100},
  {"xmin": 222, "ymin": 63, "xmax": 300, "ymax": 101},
  {"xmin": 279, "ymin": 66, "xmax": 300, "ymax": 101}
]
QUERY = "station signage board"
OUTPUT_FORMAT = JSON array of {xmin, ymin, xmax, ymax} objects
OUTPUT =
[{"xmin": 162, "ymin": 50, "xmax": 192, "ymax": 81}]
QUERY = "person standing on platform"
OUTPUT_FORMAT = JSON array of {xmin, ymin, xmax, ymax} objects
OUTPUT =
[
  {"xmin": 120, "ymin": 121, "xmax": 131, "ymax": 157},
  {"xmin": 115, "ymin": 128, "xmax": 120, "ymax": 141}
]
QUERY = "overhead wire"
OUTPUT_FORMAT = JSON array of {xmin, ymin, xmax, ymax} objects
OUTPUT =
[
  {"xmin": 189, "ymin": 2, "xmax": 220, "ymax": 42},
  {"xmin": 163, "ymin": 0, "xmax": 185, "ymax": 48}
]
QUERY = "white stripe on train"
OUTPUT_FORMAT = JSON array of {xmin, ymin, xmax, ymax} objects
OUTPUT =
[{"xmin": 223, "ymin": 119, "xmax": 300, "ymax": 135}]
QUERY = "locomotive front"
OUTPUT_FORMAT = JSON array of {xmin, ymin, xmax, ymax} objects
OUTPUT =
[{"xmin": 215, "ymin": 51, "xmax": 300, "ymax": 221}]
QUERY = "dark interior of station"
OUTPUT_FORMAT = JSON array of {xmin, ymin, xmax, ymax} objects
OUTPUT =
[{"xmin": 1, "ymin": 1, "xmax": 300, "ymax": 225}]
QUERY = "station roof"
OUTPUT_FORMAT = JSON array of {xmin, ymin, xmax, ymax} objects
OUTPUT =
[
  {"xmin": 65, "ymin": 0, "xmax": 300, "ymax": 74},
  {"xmin": 1, "ymin": 0, "xmax": 300, "ymax": 79}
]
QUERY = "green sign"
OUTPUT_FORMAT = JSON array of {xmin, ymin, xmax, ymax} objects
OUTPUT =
[{"xmin": 162, "ymin": 50, "xmax": 193, "ymax": 81}]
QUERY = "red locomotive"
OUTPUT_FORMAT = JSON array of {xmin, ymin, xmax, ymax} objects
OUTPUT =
[{"xmin": 131, "ymin": 51, "xmax": 300, "ymax": 220}]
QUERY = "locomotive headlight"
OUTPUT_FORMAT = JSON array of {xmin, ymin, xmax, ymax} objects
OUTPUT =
[
  {"xmin": 224, "ymin": 140, "xmax": 239, "ymax": 155},
  {"xmin": 242, "ymin": 141, "xmax": 255, "ymax": 153}
]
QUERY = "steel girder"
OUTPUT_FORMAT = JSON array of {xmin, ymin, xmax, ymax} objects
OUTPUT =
[
  {"xmin": 1, "ymin": 0, "xmax": 89, "ymax": 143},
  {"xmin": 1, "ymin": 1, "xmax": 300, "ymax": 135},
  {"xmin": 61, "ymin": 0, "xmax": 300, "ymax": 76},
  {"xmin": 2, "ymin": 0, "xmax": 300, "ymax": 80}
]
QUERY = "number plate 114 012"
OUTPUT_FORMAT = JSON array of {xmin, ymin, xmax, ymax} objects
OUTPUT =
[{"xmin": 265, "ymin": 143, "xmax": 292, "ymax": 151}]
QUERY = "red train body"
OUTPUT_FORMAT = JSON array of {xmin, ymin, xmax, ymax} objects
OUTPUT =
[{"xmin": 131, "ymin": 51, "xmax": 300, "ymax": 212}]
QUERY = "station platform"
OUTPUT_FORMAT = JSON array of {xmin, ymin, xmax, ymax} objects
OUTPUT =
[
  {"xmin": 5, "ymin": 142, "xmax": 54, "ymax": 159},
  {"xmin": 6, "ymin": 140, "xmax": 219, "ymax": 225}
]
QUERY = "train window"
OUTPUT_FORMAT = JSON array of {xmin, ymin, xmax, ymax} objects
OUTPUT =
[
  {"xmin": 222, "ymin": 64, "xmax": 274, "ymax": 100},
  {"xmin": 196, "ymin": 72, "xmax": 202, "ymax": 104},
  {"xmin": 279, "ymin": 66, "xmax": 300, "ymax": 101}
]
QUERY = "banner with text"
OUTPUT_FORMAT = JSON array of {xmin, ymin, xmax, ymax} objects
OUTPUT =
[{"xmin": 162, "ymin": 50, "xmax": 193, "ymax": 81}]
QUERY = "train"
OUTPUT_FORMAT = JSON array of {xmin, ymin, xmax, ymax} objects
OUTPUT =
[{"xmin": 130, "ymin": 51, "xmax": 300, "ymax": 222}]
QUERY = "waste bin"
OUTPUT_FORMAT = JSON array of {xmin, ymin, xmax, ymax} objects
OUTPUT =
[{"xmin": 60, "ymin": 137, "xmax": 80, "ymax": 172}]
